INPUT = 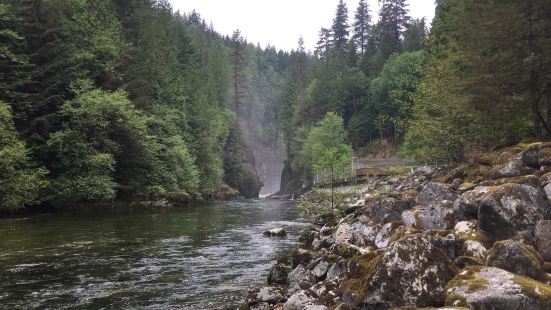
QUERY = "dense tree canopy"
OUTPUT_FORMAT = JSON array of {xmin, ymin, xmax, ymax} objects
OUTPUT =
[
  {"xmin": 0, "ymin": 0, "xmax": 287, "ymax": 210},
  {"xmin": 2, "ymin": 0, "xmax": 550, "ymax": 205}
]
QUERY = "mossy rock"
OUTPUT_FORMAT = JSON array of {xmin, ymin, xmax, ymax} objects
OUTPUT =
[
  {"xmin": 478, "ymin": 183, "xmax": 551, "ymax": 241},
  {"xmin": 362, "ymin": 233, "xmax": 458, "ymax": 308},
  {"xmin": 486, "ymin": 240, "xmax": 545, "ymax": 280},
  {"xmin": 292, "ymin": 248, "xmax": 320, "ymax": 268},
  {"xmin": 445, "ymin": 266, "xmax": 551, "ymax": 309},
  {"xmin": 339, "ymin": 252, "xmax": 383, "ymax": 305}
]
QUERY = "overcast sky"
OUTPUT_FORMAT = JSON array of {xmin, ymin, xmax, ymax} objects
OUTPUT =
[{"xmin": 169, "ymin": 0, "xmax": 436, "ymax": 52}]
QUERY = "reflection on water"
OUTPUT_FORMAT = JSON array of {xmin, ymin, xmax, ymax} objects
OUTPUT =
[{"xmin": 0, "ymin": 200, "xmax": 307, "ymax": 309}]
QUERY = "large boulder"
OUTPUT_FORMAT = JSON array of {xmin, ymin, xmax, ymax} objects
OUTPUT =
[
  {"xmin": 402, "ymin": 201, "xmax": 455, "ymax": 230},
  {"xmin": 486, "ymin": 240, "xmax": 545, "ymax": 280},
  {"xmin": 535, "ymin": 220, "xmax": 551, "ymax": 261},
  {"xmin": 420, "ymin": 230, "xmax": 462, "ymax": 260},
  {"xmin": 360, "ymin": 197, "xmax": 414, "ymax": 224},
  {"xmin": 445, "ymin": 266, "xmax": 551, "ymax": 309},
  {"xmin": 478, "ymin": 184, "xmax": 551, "ymax": 241},
  {"xmin": 361, "ymin": 234, "xmax": 458, "ymax": 308},
  {"xmin": 490, "ymin": 153, "xmax": 537, "ymax": 180},
  {"xmin": 418, "ymin": 182, "xmax": 458, "ymax": 206},
  {"xmin": 452, "ymin": 186, "xmax": 492, "ymax": 221}
]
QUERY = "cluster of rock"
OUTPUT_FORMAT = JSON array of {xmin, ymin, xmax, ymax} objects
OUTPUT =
[{"xmin": 246, "ymin": 142, "xmax": 551, "ymax": 310}]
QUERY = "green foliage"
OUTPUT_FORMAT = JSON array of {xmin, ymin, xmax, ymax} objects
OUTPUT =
[
  {"xmin": 369, "ymin": 51, "xmax": 426, "ymax": 140},
  {"xmin": 297, "ymin": 188, "xmax": 358, "ymax": 224},
  {"xmin": 301, "ymin": 113, "xmax": 353, "ymax": 185},
  {"xmin": 404, "ymin": 0, "xmax": 547, "ymax": 161},
  {"xmin": 47, "ymin": 85, "xmax": 144, "ymax": 203},
  {"xmin": 0, "ymin": 101, "xmax": 47, "ymax": 211},
  {"xmin": 48, "ymin": 84, "xmax": 200, "ymax": 204}
]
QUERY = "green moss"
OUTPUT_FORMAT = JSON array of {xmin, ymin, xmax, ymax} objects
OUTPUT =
[
  {"xmin": 488, "ymin": 240, "xmax": 544, "ymax": 267},
  {"xmin": 445, "ymin": 266, "xmax": 486, "ymax": 306},
  {"xmin": 513, "ymin": 274, "xmax": 551, "ymax": 307},
  {"xmin": 343, "ymin": 252, "xmax": 384, "ymax": 302},
  {"xmin": 388, "ymin": 226, "xmax": 420, "ymax": 244}
]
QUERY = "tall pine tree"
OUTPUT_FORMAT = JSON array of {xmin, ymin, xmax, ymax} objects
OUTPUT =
[
  {"xmin": 377, "ymin": 0, "xmax": 411, "ymax": 60},
  {"xmin": 332, "ymin": 0, "xmax": 350, "ymax": 51},
  {"xmin": 353, "ymin": 0, "xmax": 371, "ymax": 54}
]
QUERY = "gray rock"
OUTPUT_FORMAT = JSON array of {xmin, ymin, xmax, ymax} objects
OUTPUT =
[
  {"xmin": 312, "ymin": 260, "xmax": 330, "ymax": 279},
  {"xmin": 445, "ymin": 266, "xmax": 551, "ymax": 309},
  {"xmin": 487, "ymin": 240, "xmax": 545, "ymax": 280},
  {"xmin": 256, "ymin": 287, "xmax": 284, "ymax": 304},
  {"xmin": 361, "ymin": 197, "xmax": 414, "ymax": 224},
  {"xmin": 283, "ymin": 290, "xmax": 316, "ymax": 310},
  {"xmin": 374, "ymin": 222, "xmax": 400, "ymax": 249},
  {"xmin": 267, "ymin": 263, "xmax": 290, "ymax": 285},
  {"xmin": 362, "ymin": 233, "xmax": 458, "ymax": 308},
  {"xmin": 418, "ymin": 182, "xmax": 458, "ymax": 206},
  {"xmin": 402, "ymin": 201, "xmax": 455, "ymax": 230},
  {"xmin": 451, "ymin": 178, "xmax": 464, "ymax": 190},
  {"xmin": 490, "ymin": 153, "xmax": 536, "ymax": 179},
  {"xmin": 453, "ymin": 186, "xmax": 492, "ymax": 221},
  {"xmin": 349, "ymin": 221, "xmax": 379, "ymax": 247},
  {"xmin": 535, "ymin": 220, "xmax": 551, "ymax": 261},
  {"xmin": 422, "ymin": 230, "xmax": 461, "ymax": 260},
  {"xmin": 288, "ymin": 265, "xmax": 316, "ymax": 287},
  {"xmin": 327, "ymin": 261, "xmax": 346, "ymax": 280},
  {"xmin": 417, "ymin": 166, "xmax": 434, "ymax": 175},
  {"xmin": 462, "ymin": 240, "xmax": 487, "ymax": 260},
  {"xmin": 478, "ymin": 184, "xmax": 551, "ymax": 240},
  {"xmin": 264, "ymin": 227, "xmax": 287, "ymax": 237}
]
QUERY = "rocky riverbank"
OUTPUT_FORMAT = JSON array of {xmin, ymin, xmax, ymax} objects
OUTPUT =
[{"xmin": 245, "ymin": 142, "xmax": 551, "ymax": 310}]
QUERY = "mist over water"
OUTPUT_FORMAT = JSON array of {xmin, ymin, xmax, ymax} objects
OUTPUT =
[{"xmin": 255, "ymin": 135, "xmax": 286, "ymax": 195}]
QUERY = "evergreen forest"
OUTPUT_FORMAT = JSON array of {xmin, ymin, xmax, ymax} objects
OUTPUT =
[{"xmin": 1, "ymin": 0, "xmax": 551, "ymax": 211}]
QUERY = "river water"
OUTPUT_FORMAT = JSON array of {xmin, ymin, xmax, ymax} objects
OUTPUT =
[{"xmin": 0, "ymin": 200, "xmax": 307, "ymax": 309}]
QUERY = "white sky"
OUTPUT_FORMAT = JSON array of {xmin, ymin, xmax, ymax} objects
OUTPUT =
[{"xmin": 170, "ymin": 0, "xmax": 436, "ymax": 52}]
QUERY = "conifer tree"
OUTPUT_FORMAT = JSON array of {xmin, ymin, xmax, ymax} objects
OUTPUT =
[
  {"xmin": 377, "ymin": 0, "xmax": 411, "ymax": 60},
  {"xmin": 315, "ymin": 28, "xmax": 332, "ymax": 59},
  {"xmin": 229, "ymin": 30, "xmax": 247, "ymax": 118},
  {"xmin": 353, "ymin": 0, "xmax": 371, "ymax": 54},
  {"xmin": 332, "ymin": 0, "xmax": 350, "ymax": 51}
]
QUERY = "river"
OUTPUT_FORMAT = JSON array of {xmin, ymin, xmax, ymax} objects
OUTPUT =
[{"xmin": 0, "ymin": 200, "xmax": 307, "ymax": 309}]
